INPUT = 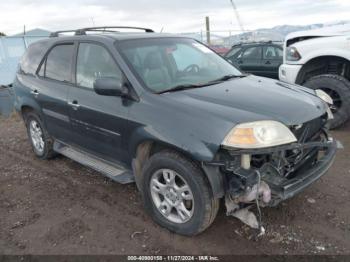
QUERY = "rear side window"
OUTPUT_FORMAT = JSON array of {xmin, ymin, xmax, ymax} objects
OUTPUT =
[
  {"xmin": 239, "ymin": 46, "xmax": 262, "ymax": 60},
  {"xmin": 263, "ymin": 46, "xmax": 283, "ymax": 59},
  {"xmin": 76, "ymin": 43, "xmax": 122, "ymax": 89},
  {"xmin": 42, "ymin": 44, "xmax": 74, "ymax": 82},
  {"xmin": 20, "ymin": 41, "xmax": 49, "ymax": 75}
]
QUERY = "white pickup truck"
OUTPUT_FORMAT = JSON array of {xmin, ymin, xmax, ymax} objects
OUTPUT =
[{"xmin": 279, "ymin": 24, "xmax": 350, "ymax": 128}]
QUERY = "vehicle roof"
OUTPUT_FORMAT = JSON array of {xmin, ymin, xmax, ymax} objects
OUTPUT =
[
  {"xmin": 231, "ymin": 41, "xmax": 282, "ymax": 48},
  {"xmin": 36, "ymin": 33, "xmax": 188, "ymax": 44}
]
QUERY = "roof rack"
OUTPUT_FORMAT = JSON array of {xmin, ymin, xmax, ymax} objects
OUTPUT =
[
  {"xmin": 50, "ymin": 26, "xmax": 155, "ymax": 37},
  {"xmin": 49, "ymin": 30, "xmax": 78, "ymax": 37},
  {"xmin": 76, "ymin": 26, "xmax": 155, "ymax": 35}
]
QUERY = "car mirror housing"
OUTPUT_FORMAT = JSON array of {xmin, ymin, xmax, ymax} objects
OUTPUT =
[{"xmin": 93, "ymin": 77, "xmax": 128, "ymax": 97}]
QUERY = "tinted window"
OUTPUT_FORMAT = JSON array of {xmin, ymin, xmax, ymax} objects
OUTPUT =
[
  {"xmin": 240, "ymin": 46, "xmax": 262, "ymax": 60},
  {"xmin": 20, "ymin": 41, "xmax": 49, "ymax": 75},
  {"xmin": 263, "ymin": 46, "xmax": 283, "ymax": 59},
  {"xmin": 45, "ymin": 44, "xmax": 74, "ymax": 82},
  {"xmin": 76, "ymin": 43, "xmax": 122, "ymax": 89}
]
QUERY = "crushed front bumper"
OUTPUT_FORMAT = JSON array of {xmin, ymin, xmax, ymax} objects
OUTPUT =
[
  {"xmin": 266, "ymin": 137, "xmax": 337, "ymax": 206},
  {"xmin": 206, "ymin": 135, "xmax": 338, "ymax": 206}
]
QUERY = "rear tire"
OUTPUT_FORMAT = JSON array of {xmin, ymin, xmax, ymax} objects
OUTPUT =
[
  {"xmin": 141, "ymin": 151, "xmax": 219, "ymax": 236},
  {"xmin": 24, "ymin": 112, "xmax": 56, "ymax": 159},
  {"xmin": 303, "ymin": 74, "xmax": 350, "ymax": 129}
]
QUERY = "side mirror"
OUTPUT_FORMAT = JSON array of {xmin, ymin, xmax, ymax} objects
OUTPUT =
[{"xmin": 93, "ymin": 77, "xmax": 128, "ymax": 97}]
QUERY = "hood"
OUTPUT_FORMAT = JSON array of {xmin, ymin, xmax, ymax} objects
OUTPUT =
[
  {"xmin": 286, "ymin": 24, "xmax": 350, "ymax": 41},
  {"xmin": 164, "ymin": 75, "xmax": 326, "ymax": 126}
]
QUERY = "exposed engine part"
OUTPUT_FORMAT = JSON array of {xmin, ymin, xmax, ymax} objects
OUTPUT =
[
  {"xmin": 236, "ymin": 181, "xmax": 271, "ymax": 204},
  {"xmin": 241, "ymin": 154, "xmax": 251, "ymax": 170}
]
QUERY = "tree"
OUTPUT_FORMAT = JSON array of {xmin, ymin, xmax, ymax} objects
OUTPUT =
[{"xmin": 0, "ymin": 32, "xmax": 6, "ymax": 36}]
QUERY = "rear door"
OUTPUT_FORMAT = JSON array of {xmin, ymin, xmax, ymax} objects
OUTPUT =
[
  {"xmin": 67, "ymin": 42, "xmax": 130, "ymax": 164},
  {"xmin": 235, "ymin": 45, "xmax": 263, "ymax": 75},
  {"xmin": 261, "ymin": 45, "xmax": 283, "ymax": 79},
  {"xmin": 35, "ymin": 42, "xmax": 75, "ymax": 142}
]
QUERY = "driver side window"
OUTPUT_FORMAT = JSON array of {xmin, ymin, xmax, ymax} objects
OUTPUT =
[{"xmin": 76, "ymin": 43, "xmax": 122, "ymax": 89}]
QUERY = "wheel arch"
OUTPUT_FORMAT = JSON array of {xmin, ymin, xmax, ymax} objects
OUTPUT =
[
  {"xmin": 296, "ymin": 55, "xmax": 350, "ymax": 84},
  {"xmin": 131, "ymin": 139, "xmax": 225, "ymax": 199}
]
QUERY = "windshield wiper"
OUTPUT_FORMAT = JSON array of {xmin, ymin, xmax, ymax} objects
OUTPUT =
[
  {"xmin": 157, "ymin": 83, "xmax": 206, "ymax": 94},
  {"xmin": 207, "ymin": 74, "xmax": 247, "ymax": 84},
  {"xmin": 157, "ymin": 74, "xmax": 248, "ymax": 94}
]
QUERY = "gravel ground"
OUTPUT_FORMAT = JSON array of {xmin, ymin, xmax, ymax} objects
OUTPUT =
[{"xmin": 0, "ymin": 114, "xmax": 349, "ymax": 255}]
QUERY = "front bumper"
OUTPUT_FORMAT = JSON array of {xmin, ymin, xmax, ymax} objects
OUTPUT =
[
  {"xmin": 266, "ymin": 137, "xmax": 337, "ymax": 206},
  {"xmin": 279, "ymin": 63, "xmax": 302, "ymax": 83}
]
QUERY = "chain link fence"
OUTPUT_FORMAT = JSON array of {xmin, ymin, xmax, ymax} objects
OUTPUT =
[{"xmin": 178, "ymin": 30, "xmax": 284, "ymax": 48}]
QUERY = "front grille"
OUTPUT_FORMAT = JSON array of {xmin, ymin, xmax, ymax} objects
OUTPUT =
[{"xmin": 291, "ymin": 114, "xmax": 327, "ymax": 143}]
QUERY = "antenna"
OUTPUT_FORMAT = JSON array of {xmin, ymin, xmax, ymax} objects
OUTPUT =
[{"xmin": 229, "ymin": 0, "xmax": 245, "ymax": 33}]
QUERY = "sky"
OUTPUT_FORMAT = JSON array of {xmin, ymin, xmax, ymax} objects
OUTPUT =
[{"xmin": 0, "ymin": 0, "xmax": 349, "ymax": 35}]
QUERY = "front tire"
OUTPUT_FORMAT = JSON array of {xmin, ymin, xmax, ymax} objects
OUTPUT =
[
  {"xmin": 141, "ymin": 151, "xmax": 219, "ymax": 236},
  {"xmin": 303, "ymin": 74, "xmax": 350, "ymax": 129},
  {"xmin": 24, "ymin": 112, "xmax": 56, "ymax": 159}
]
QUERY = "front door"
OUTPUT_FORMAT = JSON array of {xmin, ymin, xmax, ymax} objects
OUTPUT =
[
  {"xmin": 235, "ymin": 46, "xmax": 262, "ymax": 76},
  {"xmin": 67, "ymin": 42, "xmax": 129, "ymax": 164}
]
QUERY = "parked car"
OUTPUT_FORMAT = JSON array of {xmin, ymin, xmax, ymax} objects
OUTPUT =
[
  {"xmin": 279, "ymin": 24, "xmax": 350, "ymax": 129},
  {"xmin": 225, "ymin": 42, "xmax": 283, "ymax": 79},
  {"xmin": 13, "ymin": 27, "xmax": 337, "ymax": 236}
]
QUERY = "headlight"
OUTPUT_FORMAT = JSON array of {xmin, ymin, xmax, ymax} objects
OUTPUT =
[
  {"xmin": 315, "ymin": 89, "xmax": 333, "ymax": 105},
  {"xmin": 315, "ymin": 89, "xmax": 334, "ymax": 120},
  {"xmin": 222, "ymin": 120, "xmax": 297, "ymax": 149},
  {"xmin": 286, "ymin": 46, "xmax": 301, "ymax": 61}
]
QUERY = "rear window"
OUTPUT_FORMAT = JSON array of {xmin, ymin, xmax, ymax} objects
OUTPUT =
[{"xmin": 20, "ymin": 41, "xmax": 49, "ymax": 75}]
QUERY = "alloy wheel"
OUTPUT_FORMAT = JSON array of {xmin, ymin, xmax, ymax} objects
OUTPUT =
[
  {"xmin": 150, "ymin": 169, "xmax": 194, "ymax": 224},
  {"xmin": 29, "ymin": 120, "xmax": 45, "ymax": 154}
]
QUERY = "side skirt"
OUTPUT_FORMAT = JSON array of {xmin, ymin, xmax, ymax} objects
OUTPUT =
[{"xmin": 53, "ymin": 140, "xmax": 135, "ymax": 184}]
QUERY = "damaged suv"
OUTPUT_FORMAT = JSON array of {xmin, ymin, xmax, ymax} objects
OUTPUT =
[{"xmin": 13, "ymin": 27, "xmax": 338, "ymax": 236}]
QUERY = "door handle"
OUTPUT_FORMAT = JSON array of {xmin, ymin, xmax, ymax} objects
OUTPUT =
[
  {"xmin": 238, "ymin": 60, "xmax": 243, "ymax": 64},
  {"xmin": 30, "ymin": 89, "xmax": 39, "ymax": 97},
  {"xmin": 265, "ymin": 61, "xmax": 271, "ymax": 65},
  {"xmin": 68, "ymin": 100, "xmax": 80, "ymax": 110}
]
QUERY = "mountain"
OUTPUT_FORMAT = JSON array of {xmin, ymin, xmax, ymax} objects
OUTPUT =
[{"xmin": 13, "ymin": 28, "xmax": 51, "ymax": 37}]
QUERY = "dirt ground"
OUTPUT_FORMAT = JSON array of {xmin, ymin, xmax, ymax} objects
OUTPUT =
[{"xmin": 0, "ymin": 114, "xmax": 349, "ymax": 255}]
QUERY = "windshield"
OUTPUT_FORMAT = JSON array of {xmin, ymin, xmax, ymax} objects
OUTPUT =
[{"xmin": 117, "ymin": 38, "xmax": 242, "ymax": 93}]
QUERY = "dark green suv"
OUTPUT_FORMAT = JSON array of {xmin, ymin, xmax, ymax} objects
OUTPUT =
[
  {"xmin": 225, "ymin": 42, "xmax": 283, "ymax": 79},
  {"xmin": 13, "ymin": 27, "xmax": 337, "ymax": 236}
]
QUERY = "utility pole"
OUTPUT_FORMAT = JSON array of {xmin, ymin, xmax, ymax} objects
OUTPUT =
[
  {"xmin": 205, "ymin": 16, "xmax": 211, "ymax": 45},
  {"xmin": 23, "ymin": 25, "xmax": 26, "ymax": 35}
]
